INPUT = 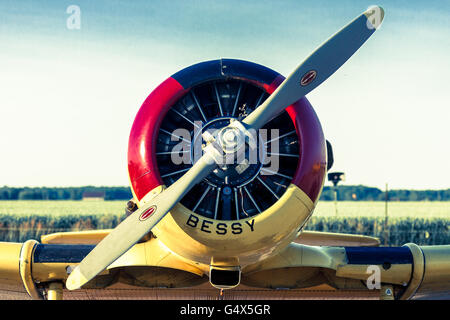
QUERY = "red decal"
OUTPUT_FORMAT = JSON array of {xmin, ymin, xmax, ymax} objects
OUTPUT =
[
  {"xmin": 300, "ymin": 70, "xmax": 317, "ymax": 86},
  {"xmin": 139, "ymin": 205, "xmax": 157, "ymax": 221}
]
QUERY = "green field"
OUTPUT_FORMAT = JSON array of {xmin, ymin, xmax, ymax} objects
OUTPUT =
[
  {"xmin": 309, "ymin": 201, "xmax": 449, "ymax": 246},
  {"xmin": 0, "ymin": 200, "xmax": 448, "ymax": 245},
  {"xmin": 0, "ymin": 200, "xmax": 448, "ymax": 218},
  {"xmin": 314, "ymin": 201, "xmax": 450, "ymax": 218},
  {"xmin": 0, "ymin": 200, "xmax": 125, "ymax": 217}
]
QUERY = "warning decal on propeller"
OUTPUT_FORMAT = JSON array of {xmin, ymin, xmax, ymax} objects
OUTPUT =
[
  {"xmin": 139, "ymin": 205, "xmax": 157, "ymax": 221},
  {"xmin": 300, "ymin": 70, "xmax": 317, "ymax": 86}
]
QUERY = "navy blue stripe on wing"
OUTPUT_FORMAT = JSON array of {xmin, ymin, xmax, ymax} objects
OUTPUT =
[
  {"xmin": 34, "ymin": 244, "xmax": 95, "ymax": 263},
  {"xmin": 345, "ymin": 247, "xmax": 413, "ymax": 265}
]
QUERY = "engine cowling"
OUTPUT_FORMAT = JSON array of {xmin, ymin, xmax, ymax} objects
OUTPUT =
[{"xmin": 127, "ymin": 59, "xmax": 327, "ymax": 267}]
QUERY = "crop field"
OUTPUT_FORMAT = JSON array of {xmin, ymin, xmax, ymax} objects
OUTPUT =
[
  {"xmin": 0, "ymin": 200, "xmax": 125, "ymax": 217},
  {"xmin": 314, "ymin": 201, "xmax": 450, "ymax": 218},
  {"xmin": 0, "ymin": 200, "xmax": 125, "ymax": 242},
  {"xmin": 0, "ymin": 200, "xmax": 448, "ymax": 245}
]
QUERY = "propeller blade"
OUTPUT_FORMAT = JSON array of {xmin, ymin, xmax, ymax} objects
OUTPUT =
[
  {"xmin": 243, "ymin": 6, "xmax": 384, "ymax": 130},
  {"xmin": 66, "ymin": 150, "xmax": 218, "ymax": 290}
]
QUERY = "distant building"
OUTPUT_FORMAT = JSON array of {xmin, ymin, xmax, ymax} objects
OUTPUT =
[{"xmin": 82, "ymin": 191, "xmax": 105, "ymax": 201}]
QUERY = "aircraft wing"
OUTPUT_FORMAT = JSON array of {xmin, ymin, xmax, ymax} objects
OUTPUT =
[
  {"xmin": 1, "ymin": 230, "xmax": 449, "ymax": 300},
  {"xmin": 295, "ymin": 230, "xmax": 380, "ymax": 247},
  {"xmin": 242, "ymin": 242, "xmax": 450, "ymax": 300},
  {"xmin": 0, "ymin": 233, "xmax": 208, "ymax": 300}
]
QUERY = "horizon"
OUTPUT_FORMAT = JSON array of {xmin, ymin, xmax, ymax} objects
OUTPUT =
[
  {"xmin": 0, "ymin": 1, "xmax": 449, "ymax": 190},
  {"xmin": 1, "ymin": 184, "xmax": 449, "ymax": 192}
]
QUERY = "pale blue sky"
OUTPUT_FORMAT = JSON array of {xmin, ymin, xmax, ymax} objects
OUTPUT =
[{"xmin": 0, "ymin": 0, "xmax": 449, "ymax": 189}]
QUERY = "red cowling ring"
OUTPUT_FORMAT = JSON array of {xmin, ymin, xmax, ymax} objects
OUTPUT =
[{"xmin": 128, "ymin": 61, "xmax": 326, "ymax": 203}]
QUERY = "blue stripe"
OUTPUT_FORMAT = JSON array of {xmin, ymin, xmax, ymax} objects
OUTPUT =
[
  {"xmin": 171, "ymin": 58, "xmax": 280, "ymax": 89},
  {"xmin": 221, "ymin": 59, "xmax": 279, "ymax": 85},
  {"xmin": 34, "ymin": 244, "xmax": 95, "ymax": 263},
  {"xmin": 172, "ymin": 59, "xmax": 222, "ymax": 89},
  {"xmin": 345, "ymin": 247, "xmax": 413, "ymax": 265}
]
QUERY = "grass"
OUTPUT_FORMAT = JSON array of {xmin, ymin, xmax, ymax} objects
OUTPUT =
[
  {"xmin": 308, "ymin": 201, "xmax": 449, "ymax": 245},
  {"xmin": 313, "ymin": 201, "xmax": 449, "ymax": 219},
  {"xmin": 0, "ymin": 200, "xmax": 125, "ymax": 217},
  {"xmin": 1, "ymin": 200, "xmax": 447, "ymax": 218},
  {"xmin": 0, "ymin": 200, "xmax": 125, "ymax": 242}
]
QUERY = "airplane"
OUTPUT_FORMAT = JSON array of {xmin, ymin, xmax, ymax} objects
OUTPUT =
[{"xmin": 0, "ymin": 6, "xmax": 449, "ymax": 300}]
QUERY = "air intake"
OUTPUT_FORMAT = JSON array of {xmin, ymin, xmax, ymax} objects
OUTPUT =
[{"xmin": 209, "ymin": 265, "xmax": 241, "ymax": 289}]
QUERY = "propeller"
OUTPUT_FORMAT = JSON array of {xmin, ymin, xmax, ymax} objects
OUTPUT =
[{"xmin": 66, "ymin": 6, "xmax": 384, "ymax": 290}]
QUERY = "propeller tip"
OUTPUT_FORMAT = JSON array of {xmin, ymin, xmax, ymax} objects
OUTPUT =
[
  {"xmin": 364, "ymin": 5, "xmax": 385, "ymax": 29},
  {"xmin": 65, "ymin": 266, "xmax": 88, "ymax": 290}
]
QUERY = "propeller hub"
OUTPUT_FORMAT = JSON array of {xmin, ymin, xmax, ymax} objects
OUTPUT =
[
  {"xmin": 192, "ymin": 117, "xmax": 265, "ymax": 188},
  {"xmin": 218, "ymin": 126, "xmax": 244, "ymax": 153}
]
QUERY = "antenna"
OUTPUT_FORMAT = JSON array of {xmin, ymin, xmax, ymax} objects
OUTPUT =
[
  {"xmin": 384, "ymin": 183, "xmax": 389, "ymax": 246},
  {"xmin": 327, "ymin": 172, "xmax": 345, "ymax": 216}
]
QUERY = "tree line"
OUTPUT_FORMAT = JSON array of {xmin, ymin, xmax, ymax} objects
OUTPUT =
[{"xmin": 0, "ymin": 185, "xmax": 449, "ymax": 201}]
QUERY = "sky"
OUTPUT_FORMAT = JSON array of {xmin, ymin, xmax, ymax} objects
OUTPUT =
[{"xmin": 0, "ymin": 0, "xmax": 449, "ymax": 190}]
